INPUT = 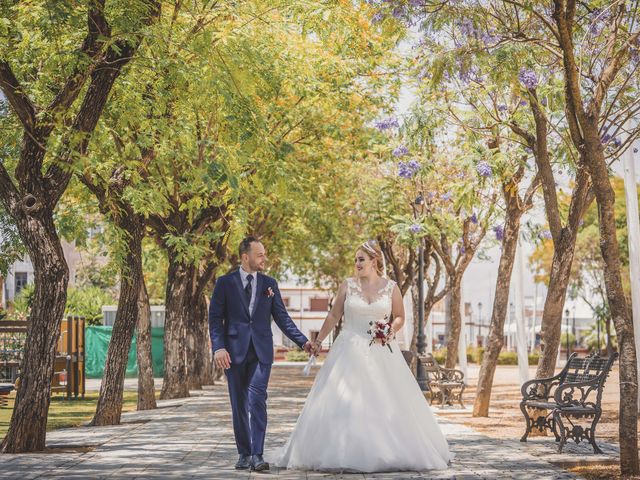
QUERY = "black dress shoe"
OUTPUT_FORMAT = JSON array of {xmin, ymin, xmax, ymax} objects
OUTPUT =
[
  {"xmin": 250, "ymin": 454, "xmax": 270, "ymax": 472},
  {"xmin": 235, "ymin": 454, "xmax": 250, "ymax": 470}
]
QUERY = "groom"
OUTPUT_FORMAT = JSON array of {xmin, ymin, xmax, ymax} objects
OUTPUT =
[{"xmin": 209, "ymin": 236, "xmax": 312, "ymax": 472}]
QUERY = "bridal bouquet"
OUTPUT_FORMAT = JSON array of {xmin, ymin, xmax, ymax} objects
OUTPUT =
[{"xmin": 367, "ymin": 315, "xmax": 394, "ymax": 352}]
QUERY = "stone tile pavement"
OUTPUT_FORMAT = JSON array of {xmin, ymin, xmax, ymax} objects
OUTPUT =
[{"xmin": 1, "ymin": 365, "xmax": 617, "ymax": 479}]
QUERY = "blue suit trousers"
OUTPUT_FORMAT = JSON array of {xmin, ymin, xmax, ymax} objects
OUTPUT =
[{"xmin": 225, "ymin": 340, "xmax": 272, "ymax": 455}]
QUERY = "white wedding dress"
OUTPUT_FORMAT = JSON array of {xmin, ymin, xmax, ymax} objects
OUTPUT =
[{"xmin": 274, "ymin": 278, "xmax": 453, "ymax": 473}]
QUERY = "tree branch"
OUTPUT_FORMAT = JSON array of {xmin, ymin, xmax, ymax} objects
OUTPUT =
[{"xmin": 0, "ymin": 61, "xmax": 37, "ymax": 131}]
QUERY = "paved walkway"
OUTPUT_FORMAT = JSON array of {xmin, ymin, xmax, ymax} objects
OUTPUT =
[{"xmin": 2, "ymin": 365, "xmax": 617, "ymax": 479}]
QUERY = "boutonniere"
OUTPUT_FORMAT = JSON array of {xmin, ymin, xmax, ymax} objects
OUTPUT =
[{"xmin": 264, "ymin": 287, "xmax": 275, "ymax": 298}]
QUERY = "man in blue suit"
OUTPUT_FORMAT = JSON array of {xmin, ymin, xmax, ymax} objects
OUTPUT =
[{"xmin": 209, "ymin": 237, "xmax": 311, "ymax": 472}]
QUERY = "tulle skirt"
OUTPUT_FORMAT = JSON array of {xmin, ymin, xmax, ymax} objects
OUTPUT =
[{"xmin": 273, "ymin": 329, "xmax": 453, "ymax": 473}]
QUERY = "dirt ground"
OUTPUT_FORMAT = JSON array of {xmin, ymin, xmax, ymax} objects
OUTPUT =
[{"xmin": 436, "ymin": 364, "xmax": 623, "ymax": 444}]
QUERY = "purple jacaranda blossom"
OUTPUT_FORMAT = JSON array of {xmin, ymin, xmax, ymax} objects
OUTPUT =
[
  {"xmin": 589, "ymin": 8, "xmax": 611, "ymax": 36},
  {"xmin": 519, "ymin": 99, "xmax": 528, "ymax": 107},
  {"xmin": 634, "ymin": 148, "xmax": 638, "ymax": 153},
  {"xmin": 470, "ymin": 212, "xmax": 478, "ymax": 224},
  {"xmin": 418, "ymin": 67, "xmax": 431, "ymax": 80},
  {"xmin": 519, "ymin": 67, "xmax": 538, "ymax": 89},
  {"xmin": 525, "ymin": 147, "xmax": 533, "ymax": 153},
  {"xmin": 613, "ymin": 137, "xmax": 622, "ymax": 148},
  {"xmin": 476, "ymin": 161, "xmax": 492, "ymax": 177},
  {"xmin": 427, "ymin": 191, "xmax": 436, "ymax": 200},
  {"xmin": 407, "ymin": 159, "xmax": 420, "ymax": 170},
  {"xmin": 441, "ymin": 191, "xmax": 452, "ymax": 201},
  {"xmin": 459, "ymin": 243, "xmax": 466, "ymax": 254},
  {"xmin": 480, "ymin": 29, "xmax": 500, "ymax": 46},
  {"xmin": 498, "ymin": 104, "xmax": 508, "ymax": 112},
  {"xmin": 601, "ymin": 133, "xmax": 612, "ymax": 144},
  {"xmin": 409, "ymin": 0, "xmax": 423, "ymax": 6},
  {"xmin": 459, "ymin": 64, "xmax": 483, "ymax": 84},
  {"xmin": 371, "ymin": 12, "xmax": 385, "ymax": 24},
  {"xmin": 398, "ymin": 159, "xmax": 421, "ymax": 178},
  {"xmin": 392, "ymin": 6, "xmax": 407, "ymax": 19},
  {"xmin": 493, "ymin": 225, "xmax": 504, "ymax": 241},
  {"xmin": 458, "ymin": 18, "xmax": 475, "ymax": 37},
  {"xmin": 539, "ymin": 230, "xmax": 553, "ymax": 240},
  {"xmin": 541, "ymin": 97, "xmax": 548, "ymax": 106},
  {"xmin": 375, "ymin": 116, "xmax": 400, "ymax": 131},
  {"xmin": 392, "ymin": 145, "xmax": 409, "ymax": 157},
  {"xmin": 409, "ymin": 223, "xmax": 422, "ymax": 233}
]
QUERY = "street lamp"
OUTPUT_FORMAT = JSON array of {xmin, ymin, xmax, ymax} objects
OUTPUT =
[
  {"xmin": 477, "ymin": 301, "xmax": 483, "ymax": 346},
  {"xmin": 414, "ymin": 193, "xmax": 428, "ymax": 391},
  {"xmin": 565, "ymin": 308, "xmax": 570, "ymax": 360}
]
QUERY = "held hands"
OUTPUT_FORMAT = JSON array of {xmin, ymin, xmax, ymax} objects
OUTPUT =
[
  {"xmin": 303, "ymin": 340, "xmax": 322, "ymax": 356},
  {"xmin": 214, "ymin": 349, "xmax": 232, "ymax": 370}
]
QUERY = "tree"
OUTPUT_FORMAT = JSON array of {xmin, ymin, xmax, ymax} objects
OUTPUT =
[{"xmin": 0, "ymin": 0, "xmax": 160, "ymax": 453}]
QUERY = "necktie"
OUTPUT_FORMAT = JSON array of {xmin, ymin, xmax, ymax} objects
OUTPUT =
[{"xmin": 245, "ymin": 274, "xmax": 253, "ymax": 304}]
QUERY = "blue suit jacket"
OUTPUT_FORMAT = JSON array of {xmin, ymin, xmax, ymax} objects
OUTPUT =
[{"xmin": 208, "ymin": 270, "xmax": 308, "ymax": 364}]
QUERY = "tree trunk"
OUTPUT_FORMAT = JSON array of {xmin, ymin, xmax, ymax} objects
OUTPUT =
[
  {"xmin": 187, "ymin": 291, "xmax": 214, "ymax": 389},
  {"xmin": 91, "ymin": 216, "xmax": 144, "ymax": 426},
  {"xmin": 0, "ymin": 215, "xmax": 68, "ymax": 452},
  {"xmin": 136, "ymin": 278, "xmax": 156, "ymax": 411},
  {"xmin": 583, "ymin": 142, "xmax": 638, "ymax": 474},
  {"xmin": 186, "ymin": 277, "xmax": 202, "ymax": 390},
  {"xmin": 535, "ymin": 235, "xmax": 579, "ymax": 378},
  {"xmin": 445, "ymin": 276, "xmax": 462, "ymax": 368},
  {"xmin": 197, "ymin": 293, "xmax": 215, "ymax": 385},
  {"xmin": 473, "ymin": 203, "xmax": 522, "ymax": 417},
  {"xmin": 160, "ymin": 258, "xmax": 190, "ymax": 399}
]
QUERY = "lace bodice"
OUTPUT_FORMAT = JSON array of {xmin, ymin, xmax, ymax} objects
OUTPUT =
[{"xmin": 342, "ymin": 278, "xmax": 395, "ymax": 336}]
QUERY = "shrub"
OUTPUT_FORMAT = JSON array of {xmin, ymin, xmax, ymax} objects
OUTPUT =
[
  {"xmin": 433, "ymin": 348, "xmax": 447, "ymax": 365},
  {"xmin": 466, "ymin": 346, "xmax": 485, "ymax": 364},
  {"xmin": 284, "ymin": 349, "xmax": 309, "ymax": 362},
  {"xmin": 497, "ymin": 351, "xmax": 518, "ymax": 365},
  {"xmin": 65, "ymin": 286, "xmax": 116, "ymax": 326}
]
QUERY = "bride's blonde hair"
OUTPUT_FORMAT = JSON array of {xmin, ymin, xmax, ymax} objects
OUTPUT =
[{"xmin": 357, "ymin": 240, "xmax": 385, "ymax": 277}]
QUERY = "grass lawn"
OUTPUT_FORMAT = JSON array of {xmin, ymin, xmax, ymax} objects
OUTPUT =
[{"xmin": 0, "ymin": 390, "xmax": 151, "ymax": 438}]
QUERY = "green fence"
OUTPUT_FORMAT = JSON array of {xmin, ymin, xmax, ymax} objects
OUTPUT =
[{"xmin": 86, "ymin": 326, "xmax": 165, "ymax": 378}]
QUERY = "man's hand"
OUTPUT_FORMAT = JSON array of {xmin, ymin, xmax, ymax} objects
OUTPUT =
[
  {"xmin": 303, "ymin": 341, "xmax": 313, "ymax": 354},
  {"xmin": 214, "ymin": 349, "xmax": 231, "ymax": 370}
]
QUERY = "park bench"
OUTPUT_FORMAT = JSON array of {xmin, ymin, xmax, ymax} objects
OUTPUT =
[
  {"xmin": 0, "ymin": 384, "xmax": 14, "ymax": 407},
  {"xmin": 419, "ymin": 353, "xmax": 466, "ymax": 408},
  {"xmin": 520, "ymin": 351, "xmax": 618, "ymax": 453}
]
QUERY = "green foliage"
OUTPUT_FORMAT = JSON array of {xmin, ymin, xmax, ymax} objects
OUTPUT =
[
  {"xmin": 284, "ymin": 349, "xmax": 309, "ymax": 362},
  {"xmin": 560, "ymin": 332, "xmax": 577, "ymax": 348},
  {"xmin": 12, "ymin": 284, "xmax": 34, "ymax": 316},
  {"xmin": 65, "ymin": 286, "xmax": 116, "ymax": 326},
  {"xmin": 0, "ymin": 206, "xmax": 24, "ymax": 277}
]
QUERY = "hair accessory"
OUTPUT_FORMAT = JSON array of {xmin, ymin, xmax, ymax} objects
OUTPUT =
[{"xmin": 361, "ymin": 241, "xmax": 377, "ymax": 255}]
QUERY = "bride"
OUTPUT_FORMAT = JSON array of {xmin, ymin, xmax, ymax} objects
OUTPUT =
[{"xmin": 275, "ymin": 240, "xmax": 453, "ymax": 473}]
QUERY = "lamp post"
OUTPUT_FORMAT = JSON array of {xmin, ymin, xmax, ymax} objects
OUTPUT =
[
  {"xmin": 565, "ymin": 308, "xmax": 570, "ymax": 360},
  {"xmin": 477, "ymin": 301, "xmax": 483, "ymax": 346},
  {"xmin": 414, "ymin": 193, "xmax": 428, "ymax": 391},
  {"xmin": 572, "ymin": 306, "xmax": 576, "ymax": 350}
]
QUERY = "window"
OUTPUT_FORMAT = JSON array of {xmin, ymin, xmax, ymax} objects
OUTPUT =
[
  {"xmin": 14, "ymin": 272, "xmax": 28, "ymax": 295},
  {"xmin": 309, "ymin": 297, "xmax": 329, "ymax": 312}
]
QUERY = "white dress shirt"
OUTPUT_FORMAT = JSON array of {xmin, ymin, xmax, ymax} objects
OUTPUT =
[{"xmin": 239, "ymin": 266, "xmax": 257, "ymax": 314}]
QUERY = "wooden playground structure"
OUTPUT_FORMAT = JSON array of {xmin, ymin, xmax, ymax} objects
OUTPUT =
[{"xmin": 0, "ymin": 315, "xmax": 86, "ymax": 405}]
